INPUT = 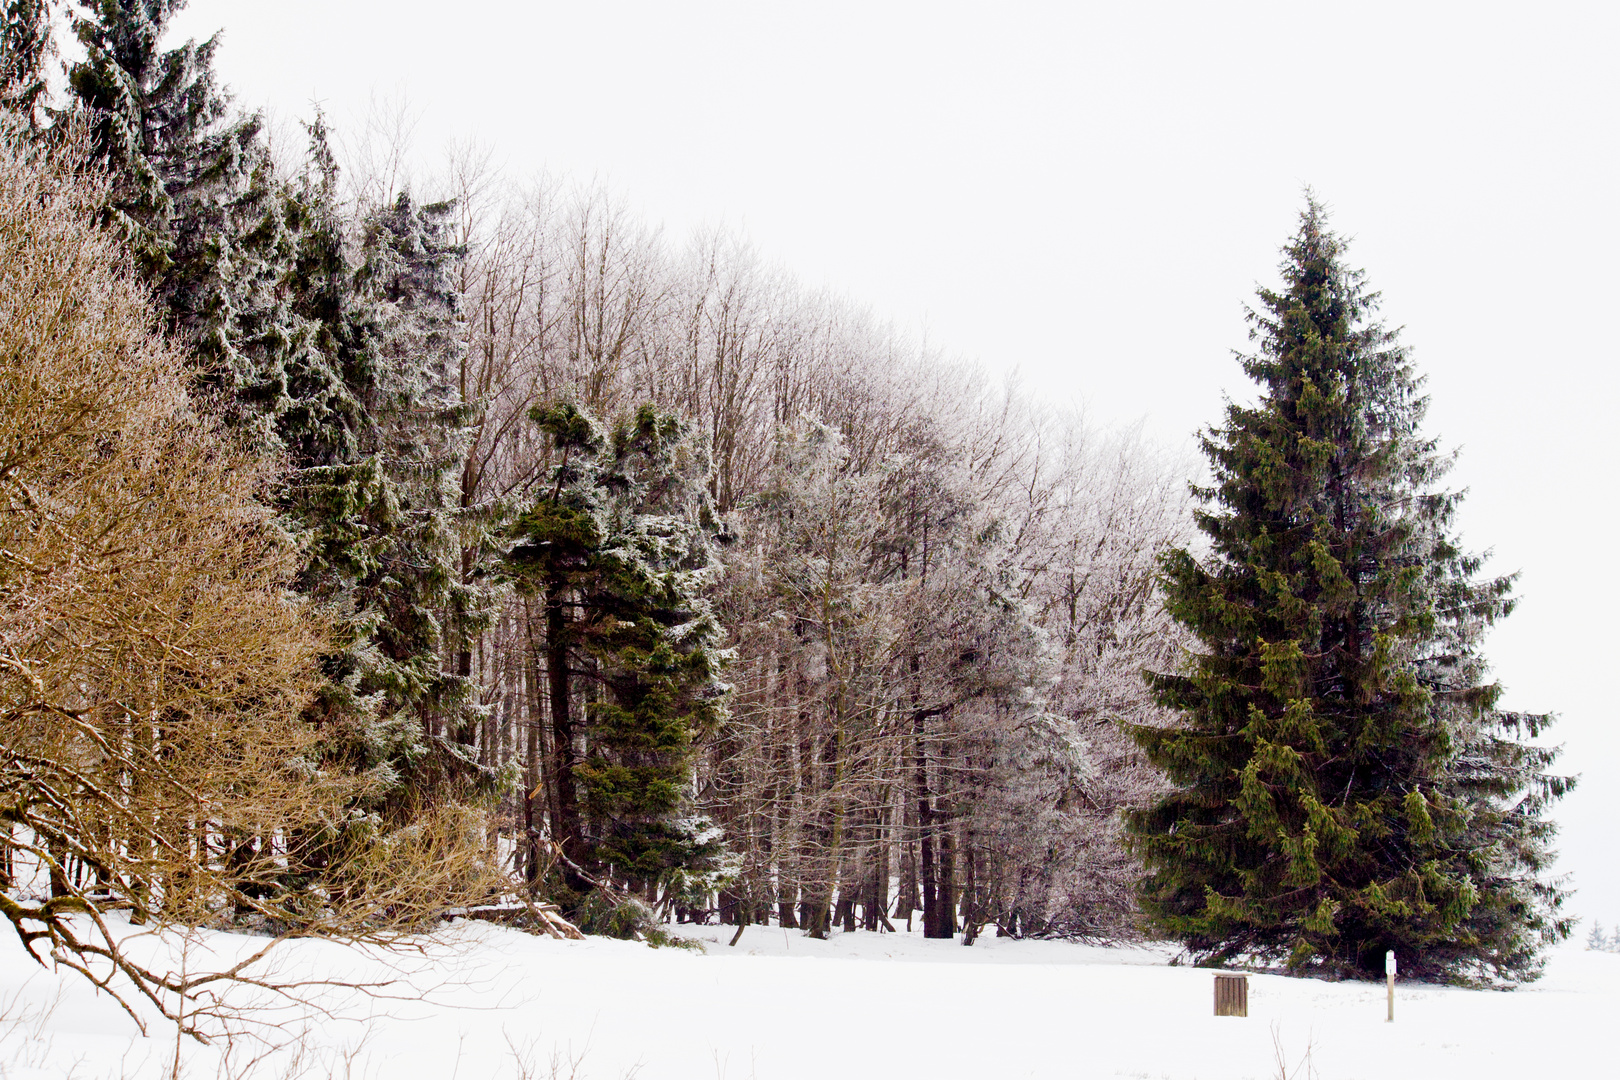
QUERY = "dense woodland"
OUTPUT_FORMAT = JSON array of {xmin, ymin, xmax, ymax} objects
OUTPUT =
[{"xmin": 0, "ymin": 0, "xmax": 1568, "ymax": 1014}]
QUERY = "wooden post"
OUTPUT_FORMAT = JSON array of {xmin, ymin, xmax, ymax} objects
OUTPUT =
[
  {"xmin": 1385, "ymin": 950, "xmax": 1396, "ymax": 1022},
  {"xmin": 1213, "ymin": 973, "xmax": 1248, "ymax": 1017}
]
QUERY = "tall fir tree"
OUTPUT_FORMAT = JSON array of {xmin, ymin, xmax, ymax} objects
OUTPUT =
[
  {"xmin": 1129, "ymin": 198, "xmax": 1571, "ymax": 986},
  {"xmin": 67, "ymin": 0, "xmax": 260, "ymax": 303},
  {"xmin": 61, "ymin": 0, "xmax": 315, "ymax": 443},
  {"xmin": 0, "ymin": 0, "xmax": 53, "ymax": 130},
  {"xmin": 505, "ymin": 402, "xmax": 729, "ymax": 909},
  {"xmin": 66, "ymin": 0, "xmax": 495, "ymax": 829},
  {"xmin": 274, "ymin": 119, "xmax": 488, "ymax": 821},
  {"xmin": 65, "ymin": 0, "xmax": 496, "ymax": 827}
]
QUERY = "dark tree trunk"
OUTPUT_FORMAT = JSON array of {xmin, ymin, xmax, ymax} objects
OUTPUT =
[
  {"xmin": 457, "ymin": 545, "xmax": 478, "ymax": 747},
  {"xmin": 520, "ymin": 599, "xmax": 547, "ymax": 888},
  {"xmin": 546, "ymin": 585, "xmax": 587, "ymax": 894},
  {"xmin": 47, "ymin": 837, "xmax": 69, "ymax": 900},
  {"xmin": 455, "ymin": 644, "xmax": 474, "ymax": 745},
  {"xmin": 896, "ymin": 828, "xmax": 918, "ymax": 930},
  {"xmin": 800, "ymin": 897, "xmax": 829, "ymax": 938},
  {"xmin": 916, "ymin": 708, "xmax": 952, "ymax": 938},
  {"xmin": 937, "ymin": 821, "xmax": 957, "ymax": 938},
  {"xmin": 225, "ymin": 829, "xmax": 260, "ymax": 915},
  {"xmin": 836, "ymin": 892, "xmax": 856, "ymax": 933},
  {"xmin": 961, "ymin": 843, "xmax": 979, "ymax": 945},
  {"xmin": 523, "ymin": 660, "xmax": 543, "ymax": 887},
  {"xmin": 861, "ymin": 854, "xmax": 879, "ymax": 932}
]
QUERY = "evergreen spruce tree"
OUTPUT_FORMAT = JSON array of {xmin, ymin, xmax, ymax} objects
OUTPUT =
[
  {"xmin": 273, "ymin": 119, "xmax": 487, "ymax": 821},
  {"xmin": 505, "ymin": 403, "xmax": 729, "ymax": 908},
  {"xmin": 62, "ymin": 0, "xmax": 314, "ymax": 445},
  {"xmin": 1129, "ymin": 198, "xmax": 1571, "ymax": 986},
  {"xmin": 67, "ymin": 1, "xmax": 493, "ymax": 822},
  {"xmin": 0, "ymin": 0, "xmax": 53, "ymax": 130},
  {"xmin": 67, "ymin": 0, "xmax": 261, "ymax": 300}
]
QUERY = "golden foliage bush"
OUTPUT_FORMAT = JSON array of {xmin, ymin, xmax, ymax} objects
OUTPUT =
[{"xmin": 0, "ymin": 133, "xmax": 506, "ymax": 1032}]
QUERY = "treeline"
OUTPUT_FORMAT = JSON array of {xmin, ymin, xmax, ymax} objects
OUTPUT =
[
  {"xmin": 2, "ymin": 0, "xmax": 1571, "ymax": 994},
  {"xmin": 450, "ymin": 176, "xmax": 1190, "ymax": 937},
  {"xmin": 0, "ymin": 0, "xmax": 1188, "ymax": 965}
]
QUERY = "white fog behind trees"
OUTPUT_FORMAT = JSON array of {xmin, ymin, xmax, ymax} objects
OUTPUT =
[{"xmin": 165, "ymin": 0, "xmax": 1620, "ymax": 922}]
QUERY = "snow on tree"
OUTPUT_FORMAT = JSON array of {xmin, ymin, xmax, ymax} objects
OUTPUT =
[
  {"xmin": 266, "ymin": 118, "xmax": 492, "ymax": 827},
  {"xmin": 57, "ymin": 8, "xmax": 486, "ymax": 794},
  {"xmin": 66, "ymin": 0, "xmax": 264, "ymax": 317},
  {"xmin": 1129, "ymin": 197, "xmax": 1572, "ymax": 985},
  {"xmin": 70, "ymin": 31, "xmax": 495, "ymax": 861},
  {"xmin": 0, "ymin": 130, "xmax": 506, "ymax": 1033},
  {"xmin": 443, "ymin": 182, "xmax": 1193, "ymax": 938},
  {"xmin": 0, "ymin": 0, "xmax": 1234, "ymax": 958},
  {"xmin": 704, "ymin": 406, "xmax": 1124, "ymax": 941},
  {"xmin": 989, "ymin": 415, "xmax": 1190, "ymax": 938},
  {"xmin": 0, "ymin": 0, "xmax": 52, "ymax": 130},
  {"xmin": 504, "ymin": 402, "xmax": 730, "ymax": 916}
]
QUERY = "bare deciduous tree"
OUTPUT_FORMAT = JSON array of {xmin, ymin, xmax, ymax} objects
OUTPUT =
[
  {"xmin": 403, "ymin": 147, "xmax": 1194, "ymax": 940},
  {"xmin": 0, "ymin": 135, "xmax": 509, "ymax": 1036}
]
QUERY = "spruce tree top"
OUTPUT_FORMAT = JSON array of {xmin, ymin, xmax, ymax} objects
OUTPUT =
[
  {"xmin": 1, "ymin": 1, "xmax": 54, "ymax": 129},
  {"xmin": 1129, "ymin": 197, "xmax": 1570, "ymax": 986},
  {"xmin": 68, "ymin": 0, "xmax": 254, "ymax": 280}
]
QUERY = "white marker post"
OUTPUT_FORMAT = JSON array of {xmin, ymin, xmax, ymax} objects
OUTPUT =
[{"xmin": 1385, "ymin": 950, "xmax": 1396, "ymax": 1022}]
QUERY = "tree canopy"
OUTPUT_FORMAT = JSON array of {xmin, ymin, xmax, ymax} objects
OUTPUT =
[{"xmin": 1129, "ymin": 198, "xmax": 1571, "ymax": 985}]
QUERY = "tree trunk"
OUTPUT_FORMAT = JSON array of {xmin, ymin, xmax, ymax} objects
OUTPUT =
[
  {"xmin": 961, "ymin": 842, "xmax": 979, "ymax": 945},
  {"xmin": 836, "ymin": 892, "xmax": 856, "ymax": 933},
  {"xmin": 128, "ymin": 713, "xmax": 153, "ymax": 924},
  {"xmin": 455, "ymin": 643, "xmax": 474, "ymax": 745},
  {"xmin": 896, "ymin": 790, "xmax": 918, "ymax": 928},
  {"xmin": 916, "ymin": 708, "xmax": 952, "ymax": 938},
  {"xmin": 47, "ymin": 836, "xmax": 70, "ymax": 901},
  {"xmin": 862, "ymin": 846, "xmax": 880, "ymax": 931},
  {"xmin": 545, "ymin": 585, "xmax": 587, "ymax": 894},
  {"xmin": 937, "ymin": 820, "xmax": 957, "ymax": 938},
  {"xmin": 523, "ymin": 629, "xmax": 544, "ymax": 888},
  {"xmin": 898, "ymin": 838, "xmax": 917, "ymax": 931},
  {"xmin": 800, "ymin": 896, "xmax": 829, "ymax": 938}
]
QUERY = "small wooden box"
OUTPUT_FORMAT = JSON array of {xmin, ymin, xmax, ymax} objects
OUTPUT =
[{"xmin": 1213, "ymin": 973, "xmax": 1248, "ymax": 1017}]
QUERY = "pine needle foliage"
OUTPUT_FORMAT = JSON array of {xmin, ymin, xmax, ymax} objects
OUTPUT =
[
  {"xmin": 1128, "ymin": 198, "xmax": 1572, "ymax": 986},
  {"xmin": 66, "ymin": 0, "xmax": 260, "ymax": 292},
  {"xmin": 0, "ymin": 0, "xmax": 53, "ymax": 129},
  {"xmin": 59, "ymin": 0, "xmax": 493, "ymax": 840},
  {"xmin": 274, "ymin": 120, "xmax": 488, "ymax": 823},
  {"xmin": 505, "ymin": 403, "xmax": 729, "ymax": 902}
]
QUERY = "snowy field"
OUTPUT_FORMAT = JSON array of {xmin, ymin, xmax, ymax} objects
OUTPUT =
[{"xmin": 1, "ymin": 917, "xmax": 1614, "ymax": 1079}]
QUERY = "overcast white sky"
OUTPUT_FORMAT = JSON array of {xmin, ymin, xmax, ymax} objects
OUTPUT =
[{"xmin": 168, "ymin": 0, "xmax": 1620, "ymax": 926}]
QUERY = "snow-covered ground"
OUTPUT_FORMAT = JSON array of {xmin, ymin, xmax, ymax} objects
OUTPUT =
[{"xmin": 2, "ymin": 916, "xmax": 1613, "ymax": 1079}]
